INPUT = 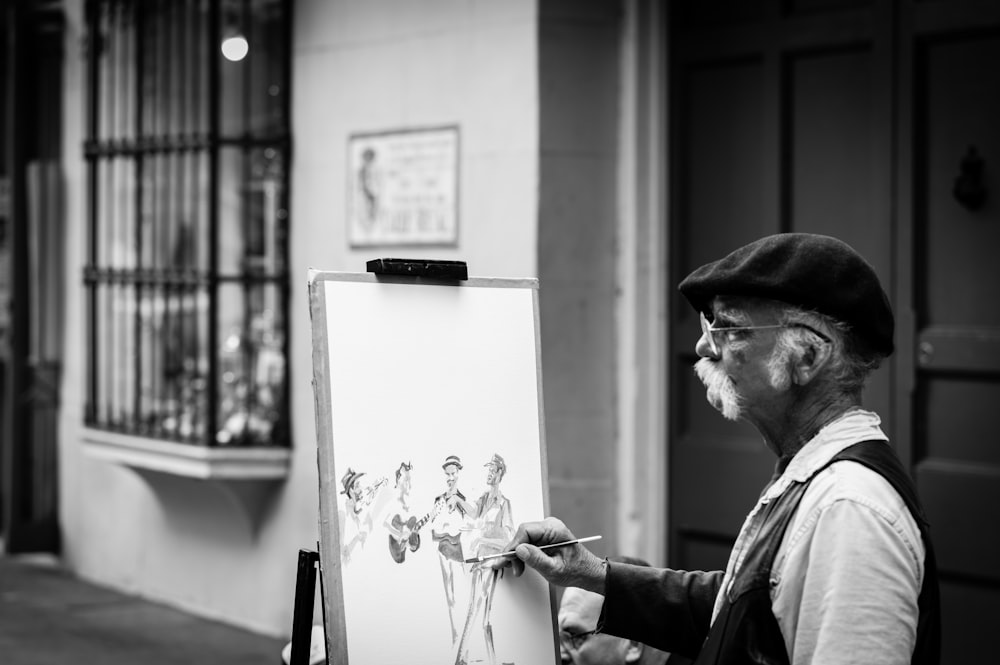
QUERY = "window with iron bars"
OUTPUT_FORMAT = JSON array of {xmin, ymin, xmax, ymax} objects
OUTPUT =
[{"xmin": 84, "ymin": 0, "xmax": 291, "ymax": 447}]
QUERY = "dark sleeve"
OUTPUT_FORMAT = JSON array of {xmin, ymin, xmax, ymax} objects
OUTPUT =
[{"xmin": 598, "ymin": 561, "xmax": 724, "ymax": 658}]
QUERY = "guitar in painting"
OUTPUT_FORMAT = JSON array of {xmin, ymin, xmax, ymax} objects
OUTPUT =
[{"xmin": 387, "ymin": 500, "xmax": 443, "ymax": 564}]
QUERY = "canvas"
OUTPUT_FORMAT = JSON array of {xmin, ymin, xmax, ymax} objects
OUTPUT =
[{"xmin": 309, "ymin": 271, "xmax": 557, "ymax": 665}]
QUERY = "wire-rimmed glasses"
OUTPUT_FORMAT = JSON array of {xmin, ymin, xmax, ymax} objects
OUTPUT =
[
  {"xmin": 699, "ymin": 311, "xmax": 830, "ymax": 355},
  {"xmin": 559, "ymin": 629, "xmax": 599, "ymax": 651}
]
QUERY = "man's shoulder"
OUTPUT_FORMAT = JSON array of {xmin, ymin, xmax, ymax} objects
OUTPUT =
[
  {"xmin": 803, "ymin": 460, "xmax": 917, "ymax": 529},
  {"xmin": 776, "ymin": 455, "xmax": 927, "ymax": 611},
  {"xmin": 810, "ymin": 457, "xmax": 897, "ymax": 496}
]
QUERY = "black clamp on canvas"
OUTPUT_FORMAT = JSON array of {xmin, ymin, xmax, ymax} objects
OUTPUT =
[{"xmin": 366, "ymin": 258, "xmax": 468, "ymax": 281}]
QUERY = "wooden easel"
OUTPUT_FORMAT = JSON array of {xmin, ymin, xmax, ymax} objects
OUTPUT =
[{"xmin": 292, "ymin": 259, "xmax": 470, "ymax": 665}]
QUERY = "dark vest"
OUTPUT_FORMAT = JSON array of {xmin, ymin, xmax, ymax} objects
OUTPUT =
[{"xmin": 693, "ymin": 440, "xmax": 941, "ymax": 665}]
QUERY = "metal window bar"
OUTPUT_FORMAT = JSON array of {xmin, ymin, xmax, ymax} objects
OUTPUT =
[{"xmin": 206, "ymin": 0, "xmax": 220, "ymax": 444}]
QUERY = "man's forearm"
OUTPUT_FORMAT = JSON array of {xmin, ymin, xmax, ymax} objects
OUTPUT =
[{"xmin": 599, "ymin": 563, "xmax": 723, "ymax": 657}]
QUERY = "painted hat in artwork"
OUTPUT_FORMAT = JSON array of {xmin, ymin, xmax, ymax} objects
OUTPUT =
[
  {"xmin": 442, "ymin": 455, "xmax": 463, "ymax": 470},
  {"xmin": 340, "ymin": 468, "xmax": 365, "ymax": 495},
  {"xmin": 485, "ymin": 453, "xmax": 507, "ymax": 477}
]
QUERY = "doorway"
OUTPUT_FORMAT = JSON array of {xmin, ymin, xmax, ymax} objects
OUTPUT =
[
  {"xmin": 667, "ymin": 1, "xmax": 1000, "ymax": 660},
  {"xmin": 0, "ymin": 0, "xmax": 65, "ymax": 554}
]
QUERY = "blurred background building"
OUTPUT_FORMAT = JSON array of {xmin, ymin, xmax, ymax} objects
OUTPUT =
[{"xmin": 1, "ymin": 0, "xmax": 997, "ymax": 661}]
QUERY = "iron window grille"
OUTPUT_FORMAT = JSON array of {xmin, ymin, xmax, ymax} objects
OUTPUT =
[{"xmin": 83, "ymin": 0, "xmax": 291, "ymax": 447}]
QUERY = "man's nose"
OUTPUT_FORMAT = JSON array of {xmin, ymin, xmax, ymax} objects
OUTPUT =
[{"xmin": 696, "ymin": 331, "xmax": 718, "ymax": 359}]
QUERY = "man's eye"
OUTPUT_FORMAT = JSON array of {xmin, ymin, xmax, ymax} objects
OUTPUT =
[{"xmin": 723, "ymin": 329, "xmax": 748, "ymax": 341}]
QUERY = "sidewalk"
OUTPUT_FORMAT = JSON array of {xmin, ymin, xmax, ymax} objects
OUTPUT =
[{"xmin": 0, "ymin": 555, "xmax": 287, "ymax": 665}]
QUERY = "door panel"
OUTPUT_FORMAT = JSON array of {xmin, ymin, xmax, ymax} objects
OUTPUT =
[
  {"xmin": 921, "ymin": 378, "xmax": 1000, "ymax": 465},
  {"xmin": 791, "ymin": 49, "xmax": 879, "ymax": 236},
  {"xmin": 911, "ymin": 5, "xmax": 1000, "ymax": 659},
  {"xmin": 918, "ymin": 465, "xmax": 997, "ymax": 579},
  {"xmin": 938, "ymin": 580, "xmax": 995, "ymax": 663},
  {"xmin": 919, "ymin": 34, "xmax": 1000, "ymax": 326},
  {"xmin": 679, "ymin": 60, "xmax": 777, "ymax": 278}
]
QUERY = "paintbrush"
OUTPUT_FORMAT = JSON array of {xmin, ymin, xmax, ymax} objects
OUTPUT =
[{"xmin": 463, "ymin": 535, "xmax": 602, "ymax": 564}]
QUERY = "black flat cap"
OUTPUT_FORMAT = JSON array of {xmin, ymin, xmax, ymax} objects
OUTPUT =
[{"xmin": 678, "ymin": 233, "xmax": 894, "ymax": 356}]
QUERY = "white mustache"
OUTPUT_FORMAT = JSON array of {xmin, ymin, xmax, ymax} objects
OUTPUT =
[{"xmin": 694, "ymin": 358, "xmax": 742, "ymax": 421}]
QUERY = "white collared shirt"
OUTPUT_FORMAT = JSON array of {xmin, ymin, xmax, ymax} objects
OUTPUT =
[{"xmin": 712, "ymin": 410, "xmax": 925, "ymax": 665}]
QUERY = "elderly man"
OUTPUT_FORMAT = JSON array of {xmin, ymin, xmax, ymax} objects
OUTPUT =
[{"xmin": 498, "ymin": 234, "xmax": 941, "ymax": 665}]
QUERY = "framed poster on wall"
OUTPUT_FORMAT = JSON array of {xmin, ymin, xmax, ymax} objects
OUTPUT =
[
  {"xmin": 308, "ymin": 269, "xmax": 557, "ymax": 665},
  {"xmin": 347, "ymin": 126, "xmax": 459, "ymax": 247}
]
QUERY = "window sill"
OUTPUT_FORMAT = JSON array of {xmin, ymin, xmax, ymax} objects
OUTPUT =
[
  {"xmin": 83, "ymin": 429, "xmax": 291, "ymax": 531},
  {"xmin": 83, "ymin": 429, "xmax": 291, "ymax": 479}
]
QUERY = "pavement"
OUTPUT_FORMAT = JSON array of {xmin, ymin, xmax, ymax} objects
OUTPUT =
[{"xmin": 0, "ymin": 554, "xmax": 289, "ymax": 665}]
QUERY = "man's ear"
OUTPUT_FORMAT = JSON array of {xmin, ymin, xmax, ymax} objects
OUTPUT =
[
  {"xmin": 791, "ymin": 336, "xmax": 834, "ymax": 386},
  {"xmin": 624, "ymin": 640, "xmax": 643, "ymax": 664}
]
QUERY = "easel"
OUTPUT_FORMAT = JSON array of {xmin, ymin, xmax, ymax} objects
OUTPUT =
[{"xmin": 290, "ymin": 259, "xmax": 470, "ymax": 665}]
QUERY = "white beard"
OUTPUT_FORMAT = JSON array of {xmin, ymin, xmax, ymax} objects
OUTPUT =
[{"xmin": 694, "ymin": 358, "xmax": 742, "ymax": 421}]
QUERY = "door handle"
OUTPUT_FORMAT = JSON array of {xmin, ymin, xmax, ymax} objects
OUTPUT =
[
  {"xmin": 917, "ymin": 341, "xmax": 934, "ymax": 367},
  {"xmin": 953, "ymin": 146, "xmax": 987, "ymax": 211}
]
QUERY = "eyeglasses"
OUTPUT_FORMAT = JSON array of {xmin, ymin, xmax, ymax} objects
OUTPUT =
[
  {"xmin": 559, "ymin": 629, "xmax": 599, "ymax": 651},
  {"xmin": 699, "ymin": 312, "xmax": 830, "ymax": 356}
]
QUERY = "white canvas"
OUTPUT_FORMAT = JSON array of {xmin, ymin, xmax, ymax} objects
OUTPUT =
[{"xmin": 309, "ymin": 272, "xmax": 556, "ymax": 665}]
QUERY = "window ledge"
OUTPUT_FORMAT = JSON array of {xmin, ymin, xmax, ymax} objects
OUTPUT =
[
  {"xmin": 83, "ymin": 429, "xmax": 291, "ymax": 480},
  {"xmin": 83, "ymin": 429, "xmax": 291, "ymax": 532}
]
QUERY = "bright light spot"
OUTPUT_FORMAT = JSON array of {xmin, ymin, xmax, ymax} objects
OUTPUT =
[{"xmin": 221, "ymin": 35, "xmax": 249, "ymax": 62}]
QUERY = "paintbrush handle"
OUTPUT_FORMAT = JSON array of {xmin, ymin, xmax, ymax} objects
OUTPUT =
[
  {"xmin": 465, "ymin": 535, "xmax": 602, "ymax": 564},
  {"xmin": 538, "ymin": 535, "xmax": 602, "ymax": 552}
]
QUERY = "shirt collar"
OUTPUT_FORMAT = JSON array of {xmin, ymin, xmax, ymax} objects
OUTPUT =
[{"xmin": 764, "ymin": 408, "xmax": 888, "ymax": 496}]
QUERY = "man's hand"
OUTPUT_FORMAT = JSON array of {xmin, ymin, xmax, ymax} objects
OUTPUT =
[{"xmin": 489, "ymin": 517, "xmax": 607, "ymax": 594}]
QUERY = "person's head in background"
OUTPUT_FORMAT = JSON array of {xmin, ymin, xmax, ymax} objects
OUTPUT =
[{"xmin": 559, "ymin": 556, "xmax": 669, "ymax": 665}]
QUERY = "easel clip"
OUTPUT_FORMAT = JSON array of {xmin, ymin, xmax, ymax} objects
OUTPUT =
[{"xmin": 366, "ymin": 258, "xmax": 468, "ymax": 281}]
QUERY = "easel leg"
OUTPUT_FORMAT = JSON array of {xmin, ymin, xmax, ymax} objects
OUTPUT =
[{"xmin": 290, "ymin": 549, "xmax": 321, "ymax": 665}]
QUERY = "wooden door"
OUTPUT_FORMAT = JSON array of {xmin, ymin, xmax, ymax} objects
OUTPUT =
[
  {"xmin": 903, "ymin": 2, "xmax": 1000, "ymax": 661},
  {"xmin": 669, "ymin": 1, "xmax": 1000, "ymax": 660},
  {"xmin": 668, "ymin": 0, "xmax": 895, "ymax": 571}
]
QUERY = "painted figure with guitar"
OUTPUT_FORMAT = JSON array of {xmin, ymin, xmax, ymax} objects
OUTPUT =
[{"xmin": 384, "ymin": 461, "xmax": 441, "ymax": 564}]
